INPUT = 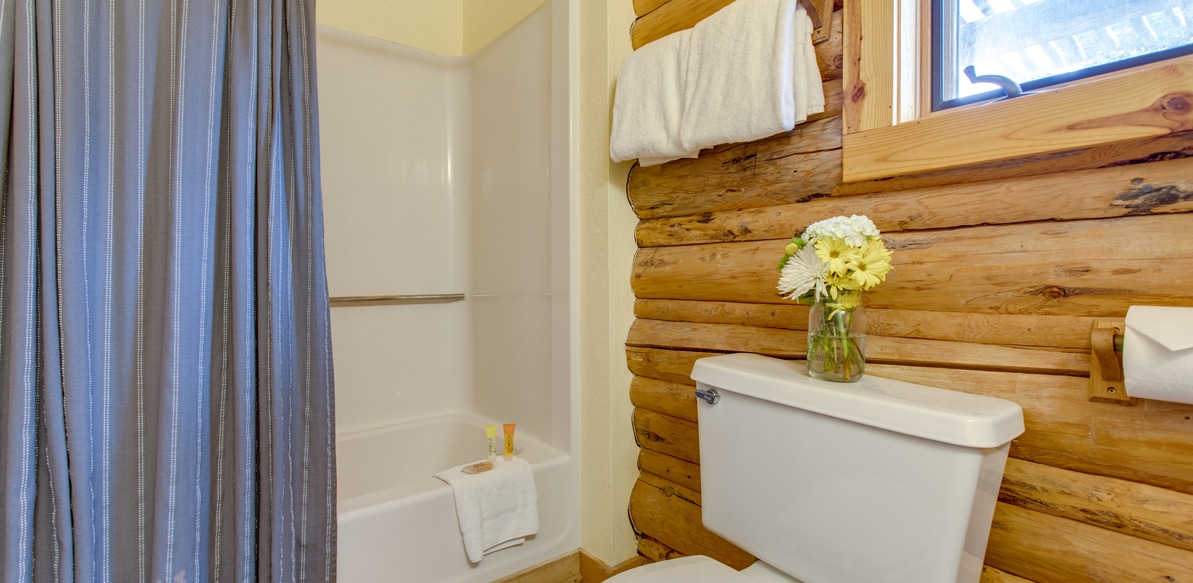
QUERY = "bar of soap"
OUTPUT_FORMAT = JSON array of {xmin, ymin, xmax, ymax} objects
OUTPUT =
[{"xmin": 461, "ymin": 461, "xmax": 494, "ymax": 475}]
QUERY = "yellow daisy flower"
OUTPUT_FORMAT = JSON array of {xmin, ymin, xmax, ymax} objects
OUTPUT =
[
  {"xmin": 814, "ymin": 238, "xmax": 861, "ymax": 275},
  {"xmin": 848, "ymin": 240, "xmax": 893, "ymax": 290}
]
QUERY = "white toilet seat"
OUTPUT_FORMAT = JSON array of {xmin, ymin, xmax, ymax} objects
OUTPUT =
[{"xmin": 604, "ymin": 555, "xmax": 751, "ymax": 583}]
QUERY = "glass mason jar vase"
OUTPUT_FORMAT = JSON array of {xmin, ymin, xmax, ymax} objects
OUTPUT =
[{"xmin": 806, "ymin": 293, "xmax": 867, "ymax": 382}]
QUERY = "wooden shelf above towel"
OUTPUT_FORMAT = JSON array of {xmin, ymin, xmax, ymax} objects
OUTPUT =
[{"xmin": 630, "ymin": 0, "xmax": 835, "ymax": 50}]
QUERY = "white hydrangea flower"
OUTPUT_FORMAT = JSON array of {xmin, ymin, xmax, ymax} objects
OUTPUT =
[
  {"xmin": 802, "ymin": 215, "xmax": 878, "ymax": 248},
  {"xmin": 777, "ymin": 244, "xmax": 828, "ymax": 301}
]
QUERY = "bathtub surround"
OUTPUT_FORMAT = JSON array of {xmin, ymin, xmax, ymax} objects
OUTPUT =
[
  {"xmin": 318, "ymin": 0, "xmax": 579, "ymax": 580},
  {"xmin": 0, "ymin": 2, "xmax": 335, "ymax": 581}
]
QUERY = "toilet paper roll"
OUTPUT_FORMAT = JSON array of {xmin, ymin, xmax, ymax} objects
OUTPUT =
[{"xmin": 1123, "ymin": 306, "xmax": 1193, "ymax": 405}]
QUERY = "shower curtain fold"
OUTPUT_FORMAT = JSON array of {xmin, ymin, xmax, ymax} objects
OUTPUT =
[{"xmin": 0, "ymin": 1, "xmax": 337, "ymax": 581}]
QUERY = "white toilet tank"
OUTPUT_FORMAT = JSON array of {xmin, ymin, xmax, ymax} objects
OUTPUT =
[{"xmin": 691, "ymin": 354, "xmax": 1024, "ymax": 583}]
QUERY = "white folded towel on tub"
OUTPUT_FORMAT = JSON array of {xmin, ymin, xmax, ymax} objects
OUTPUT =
[{"xmin": 434, "ymin": 457, "xmax": 540, "ymax": 563}]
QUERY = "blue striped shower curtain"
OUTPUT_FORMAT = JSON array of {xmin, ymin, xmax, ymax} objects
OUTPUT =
[{"xmin": 0, "ymin": 1, "xmax": 337, "ymax": 581}]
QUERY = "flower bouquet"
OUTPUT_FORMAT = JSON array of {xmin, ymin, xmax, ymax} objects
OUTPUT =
[{"xmin": 777, "ymin": 215, "xmax": 892, "ymax": 382}]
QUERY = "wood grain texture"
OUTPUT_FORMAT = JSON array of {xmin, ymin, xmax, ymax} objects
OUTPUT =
[
  {"xmin": 868, "ymin": 363, "xmax": 1193, "ymax": 496},
  {"xmin": 632, "ymin": 0, "xmax": 669, "ymax": 17},
  {"xmin": 634, "ymin": 155, "xmax": 1193, "ymax": 247},
  {"xmin": 579, "ymin": 549, "xmax": 646, "ymax": 583},
  {"xmin": 634, "ymin": 408, "xmax": 700, "ymax": 463},
  {"xmin": 639, "ymin": 448, "xmax": 702, "ymax": 493},
  {"xmin": 836, "ymin": 132, "xmax": 1193, "ymax": 197},
  {"xmin": 986, "ymin": 503, "xmax": 1193, "ymax": 583},
  {"xmin": 626, "ymin": 116, "xmax": 843, "ymax": 220},
  {"xmin": 631, "ymin": 214, "xmax": 1193, "ymax": 316},
  {"xmin": 999, "ymin": 458, "xmax": 1193, "ymax": 553},
  {"xmin": 630, "ymin": 376, "xmax": 698, "ymax": 422},
  {"xmin": 843, "ymin": 57, "xmax": 1193, "ymax": 181},
  {"xmin": 638, "ymin": 536, "xmax": 686, "ymax": 563},
  {"xmin": 635, "ymin": 299, "xmax": 1116, "ymax": 350},
  {"xmin": 626, "ymin": 319, "xmax": 1091, "ymax": 375},
  {"xmin": 630, "ymin": 0, "xmax": 839, "ymax": 58},
  {"xmin": 629, "ymin": 0, "xmax": 733, "ymax": 49},
  {"xmin": 629, "ymin": 475, "xmax": 755, "ymax": 569},
  {"xmin": 979, "ymin": 566, "xmax": 1034, "ymax": 583},
  {"xmin": 627, "ymin": 350, "xmax": 1193, "ymax": 495},
  {"xmin": 843, "ymin": 0, "xmax": 894, "ymax": 133},
  {"xmin": 626, "ymin": 346, "xmax": 712, "ymax": 385}
]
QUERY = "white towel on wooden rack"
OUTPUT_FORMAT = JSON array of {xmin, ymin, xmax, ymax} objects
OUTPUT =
[
  {"xmin": 680, "ymin": 0, "xmax": 799, "ymax": 151},
  {"xmin": 609, "ymin": 29, "xmax": 696, "ymax": 166},
  {"xmin": 609, "ymin": 0, "xmax": 825, "ymax": 167}
]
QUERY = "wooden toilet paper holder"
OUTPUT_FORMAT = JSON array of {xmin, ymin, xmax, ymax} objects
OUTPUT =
[{"xmin": 1088, "ymin": 320, "xmax": 1134, "ymax": 405}]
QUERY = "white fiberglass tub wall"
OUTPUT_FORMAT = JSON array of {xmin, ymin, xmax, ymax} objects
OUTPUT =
[{"xmin": 317, "ymin": 2, "xmax": 578, "ymax": 581}]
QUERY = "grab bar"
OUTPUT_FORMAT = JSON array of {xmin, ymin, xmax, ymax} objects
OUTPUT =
[{"xmin": 329, "ymin": 293, "xmax": 466, "ymax": 308}]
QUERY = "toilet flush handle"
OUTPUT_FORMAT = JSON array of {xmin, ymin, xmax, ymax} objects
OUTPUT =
[{"xmin": 695, "ymin": 387, "xmax": 720, "ymax": 405}]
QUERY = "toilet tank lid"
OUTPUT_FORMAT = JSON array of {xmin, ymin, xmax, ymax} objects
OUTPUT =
[{"xmin": 691, "ymin": 354, "xmax": 1025, "ymax": 448}]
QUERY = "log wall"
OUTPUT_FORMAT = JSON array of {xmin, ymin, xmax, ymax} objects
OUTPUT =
[{"xmin": 622, "ymin": 3, "xmax": 1193, "ymax": 582}]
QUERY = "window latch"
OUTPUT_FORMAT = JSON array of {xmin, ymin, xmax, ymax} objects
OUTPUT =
[{"xmin": 963, "ymin": 65, "xmax": 1025, "ymax": 99}]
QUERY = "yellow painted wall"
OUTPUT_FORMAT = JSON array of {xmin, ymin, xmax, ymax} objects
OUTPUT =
[
  {"xmin": 318, "ymin": 0, "xmax": 549, "ymax": 56},
  {"xmin": 316, "ymin": 0, "xmax": 463, "ymax": 55},
  {"xmin": 463, "ymin": 0, "xmax": 552, "ymax": 54},
  {"xmin": 578, "ymin": 0, "xmax": 641, "ymax": 567}
]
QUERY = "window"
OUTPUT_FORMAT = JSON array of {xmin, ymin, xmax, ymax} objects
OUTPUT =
[
  {"xmin": 841, "ymin": 0, "xmax": 1193, "ymax": 182},
  {"xmin": 933, "ymin": 0, "xmax": 1193, "ymax": 111}
]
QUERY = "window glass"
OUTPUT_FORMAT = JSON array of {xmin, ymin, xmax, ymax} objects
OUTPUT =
[{"xmin": 933, "ymin": 0, "xmax": 1193, "ymax": 110}]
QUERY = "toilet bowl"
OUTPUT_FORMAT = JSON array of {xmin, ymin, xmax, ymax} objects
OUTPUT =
[{"xmin": 610, "ymin": 353, "xmax": 1024, "ymax": 583}]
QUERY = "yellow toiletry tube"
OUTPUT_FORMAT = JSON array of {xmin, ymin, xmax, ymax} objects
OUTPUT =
[
  {"xmin": 485, "ymin": 425, "xmax": 498, "ymax": 463},
  {"xmin": 503, "ymin": 423, "xmax": 516, "ymax": 460}
]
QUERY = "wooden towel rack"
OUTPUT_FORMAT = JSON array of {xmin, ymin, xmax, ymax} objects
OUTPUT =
[{"xmin": 798, "ymin": 0, "xmax": 834, "ymax": 44}]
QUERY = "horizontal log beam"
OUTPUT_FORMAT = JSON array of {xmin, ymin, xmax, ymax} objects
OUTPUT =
[
  {"xmin": 834, "ymin": 132, "xmax": 1193, "ymax": 197},
  {"xmin": 979, "ymin": 566, "xmax": 1034, "ymax": 583},
  {"xmin": 626, "ymin": 116, "xmax": 842, "ymax": 220},
  {"xmin": 629, "ymin": 476, "xmax": 755, "ymax": 569},
  {"xmin": 639, "ymin": 448, "xmax": 702, "ymax": 493},
  {"xmin": 634, "ymin": 408, "xmax": 700, "ymax": 464},
  {"xmin": 634, "ymin": 299, "xmax": 1117, "ymax": 351},
  {"xmin": 999, "ymin": 458, "xmax": 1193, "ymax": 553},
  {"xmin": 986, "ymin": 502, "xmax": 1193, "ymax": 583},
  {"xmin": 626, "ymin": 346, "xmax": 713, "ymax": 385},
  {"xmin": 637, "ymin": 535, "xmax": 685, "ymax": 564},
  {"xmin": 627, "ymin": 348, "xmax": 1193, "ymax": 495},
  {"xmin": 631, "ymin": 215, "xmax": 1193, "ymax": 317},
  {"xmin": 627, "ymin": 319, "xmax": 1091, "ymax": 375},
  {"xmin": 631, "ymin": 376, "xmax": 698, "ymax": 422},
  {"xmin": 635, "ymin": 156, "xmax": 1193, "ymax": 247},
  {"xmin": 632, "ymin": 0, "xmax": 668, "ymax": 17},
  {"xmin": 869, "ymin": 363, "xmax": 1193, "ymax": 496}
]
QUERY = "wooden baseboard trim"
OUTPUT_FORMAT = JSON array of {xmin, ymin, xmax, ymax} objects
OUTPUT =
[
  {"xmin": 579, "ymin": 548, "xmax": 647, "ymax": 583},
  {"xmin": 492, "ymin": 550, "xmax": 582, "ymax": 583}
]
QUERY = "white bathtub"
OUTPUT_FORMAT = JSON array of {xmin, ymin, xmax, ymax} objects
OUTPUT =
[{"xmin": 336, "ymin": 413, "xmax": 574, "ymax": 582}]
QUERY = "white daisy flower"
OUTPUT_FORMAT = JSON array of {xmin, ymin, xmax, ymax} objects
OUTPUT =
[{"xmin": 777, "ymin": 244, "xmax": 828, "ymax": 301}]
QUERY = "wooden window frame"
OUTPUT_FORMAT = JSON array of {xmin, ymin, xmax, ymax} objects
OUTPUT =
[{"xmin": 842, "ymin": 0, "xmax": 1193, "ymax": 183}]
